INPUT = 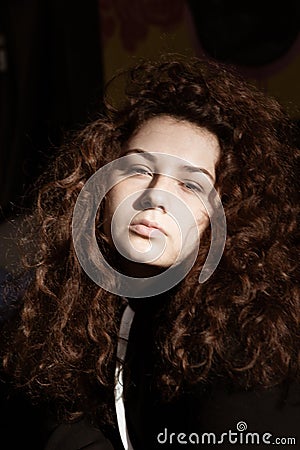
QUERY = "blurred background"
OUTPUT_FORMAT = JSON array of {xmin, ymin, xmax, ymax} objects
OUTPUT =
[{"xmin": 0, "ymin": 0, "xmax": 299, "ymax": 276}]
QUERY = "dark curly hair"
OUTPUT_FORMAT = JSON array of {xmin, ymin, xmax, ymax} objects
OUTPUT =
[{"xmin": 0, "ymin": 55, "xmax": 299, "ymax": 427}]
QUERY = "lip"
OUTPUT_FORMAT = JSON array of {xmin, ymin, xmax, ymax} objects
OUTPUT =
[{"xmin": 129, "ymin": 218, "xmax": 166, "ymax": 238}]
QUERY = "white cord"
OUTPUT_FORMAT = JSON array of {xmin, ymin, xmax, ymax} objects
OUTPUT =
[{"xmin": 115, "ymin": 304, "xmax": 135, "ymax": 450}]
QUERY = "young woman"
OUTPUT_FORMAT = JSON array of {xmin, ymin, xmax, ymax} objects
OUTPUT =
[{"xmin": 0, "ymin": 56, "xmax": 299, "ymax": 449}]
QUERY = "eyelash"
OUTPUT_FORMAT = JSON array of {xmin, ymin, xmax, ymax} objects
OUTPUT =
[
  {"xmin": 182, "ymin": 181, "xmax": 203, "ymax": 193},
  {"xmin": 128, "ymin": 166, "xmax": 153, "ymax": 176},
  {"xmin": 126, "ymin": 166, "xmax": 203, "ymax": 194}
]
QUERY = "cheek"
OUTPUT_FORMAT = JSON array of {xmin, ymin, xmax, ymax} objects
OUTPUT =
[
  {"xmin": 103, "ymin": 193, "xmax": 118, "ymax": 237},
  {"xmin": 196, "ymin": 214, "xmax": 210, "ymax": 237},
  {"xmin": 197, "ymin": 209, "xmax": 209, "ymax": 225},
  {"xmin": 103, "ymin": 185, "xmax": 134, "ymax": 236},
  {"xmin": 189, "ymin": 202, "xmax": 209, "ymax": 230},
  {"xmin": 105, "ymin": 180, "xmax": 135, "ymax": 212},
  {"xmin": 104, "ymin": 186, "xmax": 122, "ymax": 218}
]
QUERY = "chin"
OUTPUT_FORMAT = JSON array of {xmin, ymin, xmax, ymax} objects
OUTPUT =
[{"xmin": 117, "ymin": 255, "xmax": 168, "ymax": 278}]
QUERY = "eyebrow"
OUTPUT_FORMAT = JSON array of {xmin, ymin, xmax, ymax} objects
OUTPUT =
[
  {"xmin": 123, "ymin": 149, "xmax": 156, "ymax": 162},
  {"xmin": 123, "ymin": 148, "xmax": 215, "ymax": 182},
  {"xmin": 182, "ymin": 164, "xmax": 215, "ymax": 183}
]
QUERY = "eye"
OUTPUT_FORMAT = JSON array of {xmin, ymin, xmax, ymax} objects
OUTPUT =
[
  {"xmin": 182, "ymin": 181, "xmax": 203, "ymax": 194},
  {"xmin": 128, "ymin": 165, "xmax": 153, "ymax": 176}
]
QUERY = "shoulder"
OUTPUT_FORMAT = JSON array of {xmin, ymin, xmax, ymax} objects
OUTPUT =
[{"xmin": 44, "ymin": 418, "xmax": 116, "ymax": 450}]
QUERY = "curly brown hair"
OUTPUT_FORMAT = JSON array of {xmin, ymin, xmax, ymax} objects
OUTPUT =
[{"xmin": 1, "ymin": 55, "xmax": 299, "ymax": 427}]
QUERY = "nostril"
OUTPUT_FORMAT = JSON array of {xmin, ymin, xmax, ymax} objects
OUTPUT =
[{"xmin": 139, "ymin": 188, "xmax": 168, "ymax": 212}]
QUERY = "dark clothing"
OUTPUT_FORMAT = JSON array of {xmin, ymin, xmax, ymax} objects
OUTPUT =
[
  {"xmin": 44, "ymin": 419, "xmax": 115, "ymax": 450},
  {"xmin": 123, "ymin": 297, "xmax": 300, "ymax": 449}
]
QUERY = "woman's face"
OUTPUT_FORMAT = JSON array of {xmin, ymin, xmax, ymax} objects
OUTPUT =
[{"xmin": 103, "ymin": 116, "xmax": 220, "ymax": 276}]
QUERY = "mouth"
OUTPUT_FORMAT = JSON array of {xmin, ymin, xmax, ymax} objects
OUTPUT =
[{"xmin": 129, "ymin": 218, "xmax": 166, "ymax": 238}]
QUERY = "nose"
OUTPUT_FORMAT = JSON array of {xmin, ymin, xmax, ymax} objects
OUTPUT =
[{"xmin": 138, "ymin": 174, "xmax": 174, "ymax": 211}]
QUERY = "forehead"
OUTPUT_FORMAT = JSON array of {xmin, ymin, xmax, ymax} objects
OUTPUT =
[{"xmin": 124, "ymin": 116, "xmax": 220, "ymax": 169}]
